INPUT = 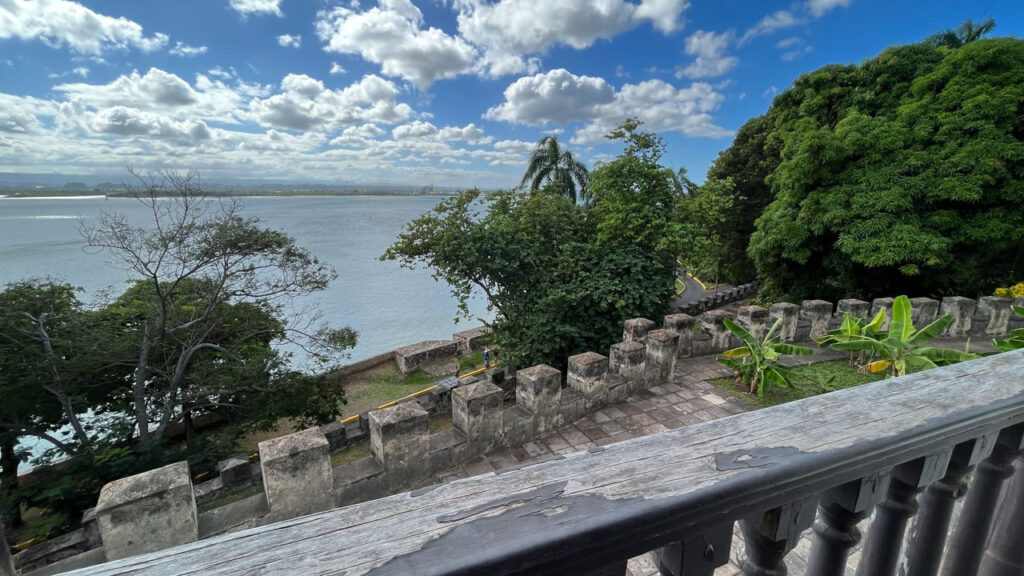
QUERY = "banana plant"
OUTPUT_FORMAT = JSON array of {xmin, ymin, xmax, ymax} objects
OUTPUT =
[
  {"xmin": 816, "ymin": 308, "xmax": 886, "ymax": 366},
  {"xmin": 820, "ymin": 295, "xmax": 979, "ymax": 377},
  {"xmin": 993, "ymin": 305, "xmax": 1024, "ymax": 351},
  {"xmin": 718, "ymin": 317, "xmax": 813, "ymax": 396}
]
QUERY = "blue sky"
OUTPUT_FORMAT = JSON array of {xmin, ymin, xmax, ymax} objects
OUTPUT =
[{"xmin": 0, "ymin": 0, "xmax": 1019, "ymax": 188}]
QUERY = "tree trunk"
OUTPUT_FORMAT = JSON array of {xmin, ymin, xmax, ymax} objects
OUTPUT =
[
  {"xmin": 134, "ymin": 328, "xmax": 153, "ymax": 444},
  {"xmin": 0, "ymin": 438, "xmax": 22, "ymax": 528}
]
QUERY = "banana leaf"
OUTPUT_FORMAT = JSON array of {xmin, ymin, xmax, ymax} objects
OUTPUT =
[
  {"xmin": 723, "ymin": 346, "xmax": 752, "ymax": 358},
  {"xmin": 772, "ymin": 343, "xmax": 813, "ymax": 356},
  {"xmin": 904, "ymin": 354, "xmax": 939, "ymax": 374},
  {"xmin": 723, "ymin": 317, "xmax": 758, "ymax": 351},
  {"xmin": 906, "ymin": 315, "xmax": 953, "ymax": 347},
  {"xmin": 914, "ymin": 347, "xmax": 980, "ymax": 364},
  {"xmin": 888, "ymin": 296, "xmax": 915, "ymax": 344}
]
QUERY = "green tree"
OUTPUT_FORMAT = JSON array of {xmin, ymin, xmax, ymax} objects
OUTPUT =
[
  {"xmin": 746, "ymin": 37, "xmax": 1024, "ymax": 300},
  {"xmin": 520, "ymin": 136, "xmax": 590, "ymax": 204},
  {"xmin": 927, "ymin": 18, "xmax": 996, "ymax": 48}
]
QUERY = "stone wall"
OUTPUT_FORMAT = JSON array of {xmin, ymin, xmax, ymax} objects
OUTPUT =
[{"xmin": 19, "ymin": 296, "xmax": 1017, "ymax": 573}]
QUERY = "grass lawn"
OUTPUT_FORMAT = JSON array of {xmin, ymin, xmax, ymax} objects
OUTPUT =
[
  {"xmin": 675, "ymin": 277, "xmax": 685, "ymax": 294},
  {"xmin": 711, "ymin": 360, "xmax": 886, "ymax": 408}
]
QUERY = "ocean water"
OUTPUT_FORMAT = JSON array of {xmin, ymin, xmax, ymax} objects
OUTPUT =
[{"xmin": 0, "ymin": 195, "xmax": 492, "ymax": 364}]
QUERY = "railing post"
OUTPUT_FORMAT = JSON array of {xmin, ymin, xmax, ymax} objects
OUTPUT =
[
  {"xmin": 978, "ymin": 454, "xmax": 1024, "ymax": 576},
  {"xmin": 941, "ymin": 426, "xmax": 1024, "ymax": 576},
  {"xmin": 806, "ymin": 471, "xmax": 890, "ymax": 576},
  {"xmin": 654, "ymin": 524, "xmax": 733, "ymax": 576},
  {"xmin": 856, "ymin": 452, "xmax": 951, "ymax": 576},
  {"xmin": 900, "ymin": 434, "xmax": 997, "ymax": 576},
  {"xmin": 739, "ymin": 498, "xmax": 817, "ymax": 576}
]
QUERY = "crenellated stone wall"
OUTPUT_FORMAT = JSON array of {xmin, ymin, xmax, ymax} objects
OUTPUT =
[{"xmin": 19, "ymin": 293, "xmax": 1018, "ymax": 574}]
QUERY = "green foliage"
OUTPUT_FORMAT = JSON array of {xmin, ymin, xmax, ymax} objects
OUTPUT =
[
  {"xmin": 717, "ymin": 317, "xmax": 813, "ymax": 396},
  {"xmin": 728, "ymin": 36, "xmax": 1024, "ymax": 300},
  {"xmin": 520, "ymin": 136, "xmax": 590, "ymax": 204},
  {"xmin": 817, "ymin": 296, "xmax": 978, "ymax": 377},
  {"xmin": 712, "ymin": 360, "xmax": 885, "ymax": 408},
  {"xmin": 993, "ymin": 306, "xmax": 1024, "ymax": 352},
  {"xmin": 384, "ymin": 120, "xmax": 682, "ymax": 369}
]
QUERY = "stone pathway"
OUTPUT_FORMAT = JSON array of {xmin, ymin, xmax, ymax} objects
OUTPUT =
[{"xmin": 429, "ymin": 343, "xmax": 872, "ymax": 574}]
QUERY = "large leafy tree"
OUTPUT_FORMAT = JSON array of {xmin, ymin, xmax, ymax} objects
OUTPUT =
[
  {"xmin": 746, "ymin": 37, "xmax": 1024, "ymax": 300},
  {"xmin": 520, "ymin": 136, "xmax": 590, "ymax": 204}
]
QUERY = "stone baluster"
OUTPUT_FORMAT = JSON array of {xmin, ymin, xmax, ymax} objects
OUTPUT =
[
  {"xmin": 95, "ymin": 461, "xmax": 198, "ymax": 560},
  {"xmin": 900, "ymin": 434, "xmax": 997, "ymax": 576},
  {"xmin": 516, "ymin": 364, "xmax": 563, "ymax": 434},
  {"xmin": 941, "ymin": 426, "xmax": 1024, "ymax": 576},
  {"xmin": 768, "ymin": 303, "xmax": 800, "ymax": 343},
  {"xmin": 806, "ymin": 472, "xmax": 890, "ymax": 576},
  {"xmin": 801, "ymin": 300, "xmax": 834, "ymax": 340},
  {"xmin": 609, "ymin": 341, "xmax": 646, "ymax": 396},
  {"xmin": 856, "ymin": 451, "xmax": 953, "ymax": 576},
  {"xmin": 567, "ymin": 352, "xmax": 610, "ymax": 411},
  {"xmin": 663, "ymin": 313, "xmax": 696, "ymax": 358},
  {"xmin": 836, "ymin": 298, "xmax": 870, "ymax": 321},
  {"xmin": 978, "ymin": 454, "xmax": 1024, "ymax": 576},
  {"xmin": 739, "ymin": 498, "xmax": 817, "ymax": 575},
  {"xmin": 736, "ymin": 305, "xmax": 769, "ymax": 341},
  {"xmin": 259, "ymin": 428, "xmax": 334, "ymax": 522},
  {"xmin": 623, "ymin": 317, "xmax": 656, "ymax": 343},
  {"xmin": 644, "ymin": 329, "xmax": 679, "ymax": 388},
  {"xmin": 453, "ymin": 382, "xmax": 504, "ymax": 456},
  {"xmin": 655, "ymin": 524, "xmax": 733, "ymax": 576},
  {"xmin": 939, "ymin": 296, "xmax": 976, "ymax": 337}
]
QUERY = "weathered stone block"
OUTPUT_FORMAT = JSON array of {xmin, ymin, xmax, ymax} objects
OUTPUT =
[
  {"xmin": 369, "ymin": 403, "xmax": 429, "ymax": 478},
  {"xmin": 690, "ymin": 332, "xmax": 714, "ymax": 356},
  {"xmin": 452, "ymin": 326, "xmax": 490, "ymax": 353},
  {"xmin": 393, "ymin": 340, "xmax": 460, "ymax": 374},
  {"xmin": 559, "ymin": 388, "xmax": 586, "ymax": 425},
  {"xmin": 604, "ymin": 373, "xmax": 630, "ymax": 404},
  {"xmin": 623, "ymin": 317, "xmax": 657, "ymax": 343},
  {"xmin": 96, "ymin": 461, "xmax": 197, "ymax": 561},
  {"xmin": 516, "ymin": 364, "xmax": 562, "ymax": 433},
  {"xmin": 700, "ymin": 310, "xmax": 735, "ymax": 351},
  {"xmin": 320, "ymin": 421, "xmax": 348, "ymax": 451},
  {"xmin": 609, "ymin": 341, "xmax": 646, "ymax": 394},
  {"xmin": 501, "ymin": 405, "xmax": 535, "ymax": 447},
  {"xmin": 736, "ymin": 306, "xmax": 769, "ymax": 341},
  {"xmin": 972, "ymin": 296, "xmax": 1013, "ymax": 337},
  {"xmin": 836, "ymin": 299, "xmax": 870, "ymax": 321},
  {"xmin": 259, "ymin": 428, "xmax": 332, "ymax": 521},
  {"xmin": 910, "ymin": 297, "xmax": 940, "ymax": 329},
  {"xmin": 644, "ymin": 329, "xmax": 679, "ymax": 388},
  {"xmin": 452, "ymin": 382, "xmax": 503, "ymax": 455},
  {"xmin": 940, "ymin": 296, "xmax": 976, "ymax": 337},
  {"xmin": 332, "ymin": 456, "xmax": 386, "ymax": 508},
  {"xmin": 871, "ymin": 297, "xmax": 895, "ymax": 331},
  {"xmin": 663, "ymin": 313, "xmax": 696, "ymax": 358},
  {"xmin": 567, "ymin": 351, "xmax": 609, "ymax": 410},
  {"xmin": 427, "ymin": 428, "xmax": 467, "ymax": 473},
  {"xmin": 769, "ymin": 303, "xmax": 800, "ymax": 343},
  {"xmin": 801, "ymin": 300, "xmax": 833, "ymax": 340},
  {"xmin": 218, "ymin": 457, "xmax": 252, "ymax": 490}
]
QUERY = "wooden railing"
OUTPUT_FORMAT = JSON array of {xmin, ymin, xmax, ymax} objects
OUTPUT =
[{"xmin": 70, "ymin": 349, "xmax": 1024, "ymax": 576}]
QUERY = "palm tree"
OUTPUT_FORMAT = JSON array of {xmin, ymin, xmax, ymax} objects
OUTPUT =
[
  {"xmin": 520, "ymin": 136, "xmax": 590, "ymax": 204},
  {"xmin": 927, "ymin": 18, "xmax": 995, "ymax": 49}
]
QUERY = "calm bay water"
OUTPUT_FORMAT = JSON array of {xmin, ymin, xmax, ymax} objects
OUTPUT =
[{"xmin": 0, "ymin": 195, "xmax": 492, "ymax": 364}]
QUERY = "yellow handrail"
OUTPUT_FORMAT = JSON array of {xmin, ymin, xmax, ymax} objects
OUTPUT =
[{"xmin": 338, "ymin": 362, "xmax": 501, "ymax": 426}]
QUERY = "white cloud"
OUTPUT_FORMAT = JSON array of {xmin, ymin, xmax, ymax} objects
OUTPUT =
[
  {"xmin": 170, "ymin": 42, "xmax": 208, "ymax": 57},
  {"xmin": 484, "ymin": 69, "xmax": 615, "ymax": 125},
  {"xmin": 740, "ymin": 10, "xmax": 802, "ymax": 45},
  {"xmin": 228, "ymin": 0, "xmax": 283, "ymax": 17},
  {"xmin": 329, "ymin": 62, "xmax": 347, "ymax": 75},
  {"xmin": 486, "ymin": 69, "xmax": 730, "ymax": 142},
  {"xmin": 248, "ymin": 73, "xmax": 413, "ymax": 131},
  {"xmin": 438, "ymin": 123, "xmax": 491, "ymax": 144},
  {"xmin": 277, "ymin": 34, "xmax": 301, "ymax": 48},
  {"xmin": 315, "ymin": 3, "xmax": 476, "ymax": 89},
  {"xmin": 776, "ymin": 36, "xmax": 802, "ymax": 49},
  {"xmin": 781, "ymin": 45, "xmax": 813, "ymax": 61},
  {"xmin": 455, "ymin": 0, "xmax": 688, "ymax": 77},
  {"xmin": 48, "ymin": 66, "xmax": 90, "ymax": 79},
  {"xmin": 807, "ymin": 0, "xmax": 852, "ymax": 17},
  {"xmin": 0, "ymin": 0, "xmax": 169, "ymax": 54},
  {"xmin": 676, "ymin": 30, "xmax": 737, "ymax": 79},
  {"xmin": 392, "ymin": 120, "xmax": 438, "ymax": 139},
  {"xmin": 762, "ymin": 86, "xmax": 778, "ymax": 98}
]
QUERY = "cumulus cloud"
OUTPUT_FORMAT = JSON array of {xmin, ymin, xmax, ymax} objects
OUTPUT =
[
  {"xmin": 277, "ymin": 34, "xmax": 301, "ymax": 48},
  {"xmin": 781, "ymin": 45, "xmax": 814, "ymax": 61},
  {"xmin": 329, "ymin": 62, "xmax": 347, "ymax": 75},
  {"xmin": 740, "ymin": 10, "xmax": 802, "ymax": 44},
  {"xmin": 0, "ymin": 0, "xmax": 169, "ymax": 54},
  {"xmin": 676, "ymin": 30, "xmax": 737, "ymax": 79},
  {"xmin": 248, "ymin": 73, "xmax": 413, "ymax": 131},
  {"xmin": 170, "ymin": 42, "xmax": 208, "ymax": 57},
  {"xmin": 228, "ymin": 0, "xmax": 283, "ymax": 17},
  {"xmin": 438, "ymin": 123, "xmax": 491, "ymax": 144},
  {"xmin": 807, "ymin": 0, "xmax": 852, "ymax": 17},
  {"xmin": 392, "ymin": 120, "xmax": 438, "ymax": 139},
  {"xmin": 485, "ymin": 69, "xmax": 730, "ymax": 142},
  {"xmin": 315, "ymin": 3, "xmax": 476, "ymax": 88},
  {"xmin": 455, "ymin": 0, "xmax": 688, "ymax": 77},
  {"xmin": 776, "ymin": 36, "xmax": 802, "ymax": 49}
]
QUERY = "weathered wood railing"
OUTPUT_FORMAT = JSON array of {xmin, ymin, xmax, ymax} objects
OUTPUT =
[{"xmin": 68, "ymin": 349, "xmax": 1024, "ymax": 576}]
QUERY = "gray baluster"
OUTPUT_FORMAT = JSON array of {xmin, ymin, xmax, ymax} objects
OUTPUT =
[
  {"xmin": 655, "ymin": 524, "xmax": 733, "ymax": 576},
  {"xmin": 739, "ymin": 498, "xmax": 817, "ymax": 576},
  {"xmin": 901, "ymin": 434, "xmax": 997, "ymax": 576},
  {"xmin": 856, "ymin": 451, "xmax": 952, "ymax": 576},
  {"xmin": 977, "ymin": 454, "xmax": 1024, "ymax": 576},
  {"xmin": 806, "ymin": 471, "xmax": 890, "ymax": 576},
  {"xmin": 941, "ymin": 426, "xmax": 1024, "ymax": 576}
]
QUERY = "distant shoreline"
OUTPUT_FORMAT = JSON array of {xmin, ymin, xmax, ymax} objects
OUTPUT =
[{"xmin": 0, "ymin": 190, "xmax": 469, "ymax": 199}]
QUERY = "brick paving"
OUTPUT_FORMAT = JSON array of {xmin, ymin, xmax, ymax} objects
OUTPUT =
[{"xmin": 431, "ymin": 341, "xmax": 970, "ymax": 575}]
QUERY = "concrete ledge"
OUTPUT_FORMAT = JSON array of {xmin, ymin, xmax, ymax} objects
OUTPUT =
[
  {"xmin": 259, "ymin": 428, "xmax": 333, "ymax": 522},
  {"xmin": 394, "ymin": 340, "xmax": 460, "ymax": 374},
  {"xmin": 453, "ymin": 326, "xmax": 491, "ymax": 353}
]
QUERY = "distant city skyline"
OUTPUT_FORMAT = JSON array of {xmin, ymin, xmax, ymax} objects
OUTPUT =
[{"xmin": 0, "ymin": 0, "xmax": 1019, "ymax": 188}]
